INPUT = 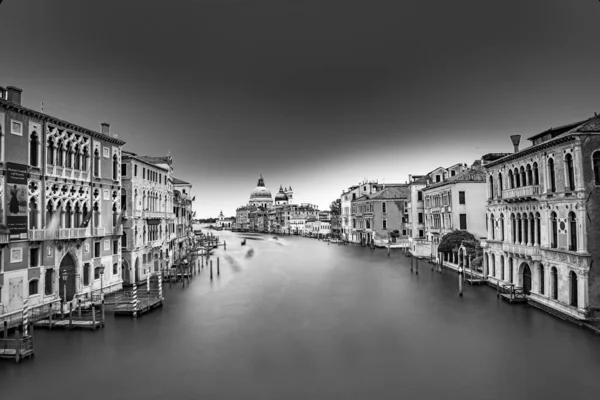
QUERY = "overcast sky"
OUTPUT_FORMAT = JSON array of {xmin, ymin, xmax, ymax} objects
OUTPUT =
[{"xmin": 1, "ymin": 0, "xmax": 599, "ymax": 217}]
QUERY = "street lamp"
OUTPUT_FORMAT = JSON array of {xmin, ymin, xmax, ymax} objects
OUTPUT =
[
  {"xmin": 98, "ymin": 265, "xmax": 105, "ymax": 301},
  {"xmin": 61, "ymin": 270, "xmax": 68, "ymax": 304}
]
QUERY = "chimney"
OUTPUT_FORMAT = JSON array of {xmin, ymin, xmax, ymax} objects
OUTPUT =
[
  {"xmin": 101, "ymin": 122, "xmax": 110, "ymax": 136},
  {"xmin": 510, "ymin": 135, "xmax": 521, "ymax": 153},
  {"xmin": 6, "ymin": 86, "xmax": 22, "ymax": 105}
]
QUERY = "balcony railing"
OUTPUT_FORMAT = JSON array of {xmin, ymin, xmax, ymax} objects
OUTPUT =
[
  {"xmin": 502, "ymin": 185, "xmax": 541, "ymax": 201},
  {"xmin": 502, "ymin": 242, "xmax": 541, "ymax": 257},
  {"xmin": 92, "ymin": 227, "xmax": 106, "ymax": 237},
  {"xmin": 28, "ymin": 228, "xmax": 89, "ymax": 240},
  {"xmin": 428, "ymin": 227, "xmax": 440, "ymax": 233},
  {"xmin": 46, "ymin": 165, "xmax": 90, "ymax": 181}
]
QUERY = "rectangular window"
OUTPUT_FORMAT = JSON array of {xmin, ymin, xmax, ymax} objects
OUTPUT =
[
  {"xmin": 451, "ymin": 170, "xmax": 456, "ymax": 176},
  {"xmin": 103, "ymin": 147, "xmax": 110, "ymax": 158},
  {"xmin": 459, "ymin": 191, "xmax": 465, "ymax": 204},
  {"xmin": 419, "ymin": 229, "xmax": 424, "ymax": 238},
  {"xmin": 436, "ymin": 175, "xmax": 441, "ymax": 182},
  {"xmin": 402, "ymin": 229, "xmax": 406, "ymax": 236},
  {"xmin": 29, "ymin": 279, "xmax": 38, "ymax": 295},
  {"xmin": 122, "ymin": 164, "xmax": 127, "ymax": 176},
  {"xmin": 134, "ymin": 164, "xmax": 138, "ymax": 177},
  {"xmin": 94, "ymin": 267, "xmax": 101, "ymax": 280},
  {"xmin": 30, "ymin": 248, "xmax": 39, "ymax": 267},
  {"xmin": 94, "ymin": 242, "xmax": 101, "ymax": 258},
  {"xmin": 113, "ymin": 240, "xmax": 119, "ymax": 255},
  {"xmin": 113, "ymin": 263, "xmax": 118, "ymax": 275},
  {"xmin": 10, "ymin": 248, "xmax": 23, "ymax": 263},
  {"xmin": 418, "ymin": 213, "xmax": 423, "ymax": 224},
  {"xmin": 143, "ymin": 168, "xmax": 146, "ymax": 179},
  {"xmin": 103, "ymin": 189, "xmax": 110, "ymax": 200},
  {"xmin": 104, "ymin": 240, "xmax": 110, "ymax": 251},
  {"xmin": 383, "ymin": 219, "xmax": 387, "ymax": 229},
  {"xmin": 459, "ymin": 214, "xmax": 467, "ymax": 230},
  {"xmin": 417, "ymin": 191, "xmax": 423, "ymax": 201}
]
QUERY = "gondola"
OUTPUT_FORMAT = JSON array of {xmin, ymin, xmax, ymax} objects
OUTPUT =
[{"xmin": 241, "ymin": 239, "xmax": 246, "ymax": 246}]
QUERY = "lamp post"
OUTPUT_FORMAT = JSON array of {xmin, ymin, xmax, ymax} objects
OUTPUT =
[{"xmin": 99, "ymin": 265, "xmax": 105, "ymax": 301}]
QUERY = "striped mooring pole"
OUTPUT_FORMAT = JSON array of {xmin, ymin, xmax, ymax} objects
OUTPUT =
[
  {"xmin": 132, "ymin": 282, "xmax": 139, "ymax": 318},
  {"xmin": 146, "ymin": 272, "xmax": 150, "ymax": 293},
  {"xmin": 158, "ymin": 271, "xmax": 164, "ymax": 300},
  {"xmin": 22, "ymin": 298, "xmax": 29, "ymax": 336}
]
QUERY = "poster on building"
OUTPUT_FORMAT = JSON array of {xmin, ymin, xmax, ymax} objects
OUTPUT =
[{"xmin": 6, "ymin": 162, "xmax": 28, "ymax": 240}]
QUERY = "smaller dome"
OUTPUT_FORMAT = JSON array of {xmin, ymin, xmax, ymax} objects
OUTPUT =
[{"xmin": 275, "ymin": 185, "xmax": 288, "ymax": 202}]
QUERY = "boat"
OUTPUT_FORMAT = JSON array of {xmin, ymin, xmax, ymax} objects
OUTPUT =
[{"xmin": 241, "ymin": 239, "xmax": 246, "ymax": 246}]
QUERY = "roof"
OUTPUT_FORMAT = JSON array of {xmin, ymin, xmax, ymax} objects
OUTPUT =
[
  {"xmin": 0, "ymin": 98, "xmax": 126, "ymax": 146},
  {"xmin": 485, "ymin": 115, "xmax": 600, "ymax": 168},
  {"xmin": 137, "ymin": 155, "xmax": 172, "ymax": 166},
  {"xmin": 526, "ymin": 119, "xmax": 588, "ymax": 142},
  {"xmin": 172, "ymin": 177, "xmax": 190, "ymax": 185},
  {"xmin": 410, "ymin": 175, "xmax": 429, "ymax": 185},
  {"xmin": 423, "ymin": 163, "xmax": 485, "ymax": 191},
  {"xmin": 369, "ymin": 185, "xmax": 410, "ymax": 200},
  {"xmin": 122, "ymin": 152, "xmax": 171, "ymax": 170}
]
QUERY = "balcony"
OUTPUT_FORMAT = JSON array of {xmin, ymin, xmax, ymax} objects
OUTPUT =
[
  {"xmin": 501, "ymin": 185, "xmax": 541, "ymax": 202},
  {"xmin": 502, "ymin": 242, "xmax": 541, "ymax": 258},
  {"xmin": 0, "ymin": 232, "xmax": 8, "ymax": 244},
  {"xmin": 92, "ymin": 227, "xmax": 106, "ymax": 237},
  {"xmin": 46, "ymin": 165, "xmax": 90, "ymax": 181},
  {"xmin": 28, "ymin": 228, "xmax": 89, "ymax": 240},
  {"xmin": 428, "ymin": 227, "xmax": 440, "ymax": 234}
]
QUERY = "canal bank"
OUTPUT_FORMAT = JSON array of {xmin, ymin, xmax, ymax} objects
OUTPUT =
[{"xmin": 2, "ymin": 231, "xmax": 600, "ymax": 399}]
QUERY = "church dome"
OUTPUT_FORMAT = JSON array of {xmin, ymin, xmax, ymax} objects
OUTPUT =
[
  {"xmin": 275, "ymin": 185, "xmax": 288, "ymax": 202},
  {"xmin": 249, "ymin": 175, "xmax": 272, "ymax": 200}
]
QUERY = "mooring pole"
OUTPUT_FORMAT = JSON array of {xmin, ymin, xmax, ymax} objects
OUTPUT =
[
  {"xmin": 217, "ymin": 257, "xmax": 220, "ymax": 276},
  {"xmin": 415, "ymin": 257, "xmax": 419, "ymax": 275},
  {"xmin": 458, "ymin": 268, "xmax": 464, "ymax": 297},
  {"xmin": 210, "ymin": 260, "xmax": 213, "ymax": 281}
]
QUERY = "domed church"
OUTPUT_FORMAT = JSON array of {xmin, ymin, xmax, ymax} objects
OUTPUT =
[
  {"xmin": 249, "ymin": 174, "xmax": 273, "ymax": 208},
  {"xmin": 274, "ymin": 185, "xmax": 289, "ymax": 205}
]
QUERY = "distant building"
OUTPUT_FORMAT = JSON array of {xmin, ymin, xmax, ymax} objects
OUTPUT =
[{"xmin": 216, "ymin": 210, "xmax": 235, "ymax": 229}]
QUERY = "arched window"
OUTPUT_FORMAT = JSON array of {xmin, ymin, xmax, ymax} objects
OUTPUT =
[
  {"xmin": 529, "ymin": 212, "xmax": 535, "ymax": 245},
  {"xmin": 65, "ymin": 202, "xmax": 72, "ymax": 229},
  {"xmin": 113, "ymin": 154, "xmax": 118, "ymax": 181},
  {"xmin": 511, "ymin": 213, "xmax": 516, "ymax": 243},
  {"xmin": 508, "ymin": 258, "xmax": 513, "ymax": 283},
  {"xmin": 47, "ymin": 138, "xmax": 55, "ymax": 165},
  {"xmin": 121, "ymin": 189, "xmax": 127, "ymax": 211},
  {"xmin": 491, "ymin": 254, "xmax": 496, "ymax": 277},
  {"xmin": 489, "ymin": 176, "xmax": 494, "ymax": 199},
  {"xmin": 526, "ymin": 164, "xmax": 532, "ymax": 186},
  {"xmin": 535, "ymin": 212, "xmax": 541, "ymax": 245},
  {"xmin": 93, "ymin": 202, "xmax": 100, "ymax": 228},
  {"xmin": 66, "ymin": 147, "xmax": 73, "ymax": 169},
  {"xmin": 490, "ymin": 214, "xmax": 495, "ymax": 239},
  {"xmin": 517, "ymin": 213, "xmax": 522, "ymax": 243},
  {"xmin": 520, "ymin": 166, "xmax": 526, "ymax": 186},
  {"xmin": 570, "ymin": 271, "xmax": 578, "ymax": 307},
  {"xmin": 594, "ymin": 151, "xmax": 600, "ymax": 185},
  {"xmin": 539, "ymin": 264, "xmax": 545, "ymax": 295},
  {"xmin": 382, "ymin": 202, "xmax": 386, "ymax": 214},
  {"xmin": 498, "ymin": 173, "xmax": 503, "ymax": 195},
  {"xmin": 57, "ymin": 140, "xmax": 64, "ymax": 166},
  {"xmin": 565, "ymin": 153, "xmax": 575, "ymax": 191},
  {"xmin": 113, "ymin": 263, "xmax": 118, "ymax": 275},
  {"xmin": 508, "ymin": 170, "xmax": 514, "ymax": 189},
  {"xmin": 500, "ymin": 213, "xmax": 505, "ymax": 241},
  {"xmin": 74, "ymin": 145, "xmax": 81, "ymax": 170},
  {"xmin": 74, "ymin": 203, "xmax": 81, "ymax": 227},
  {"xmin": 533, "ymin": 162, "xmax": 539, "ymax": 185},
  {"xmin": 548, "ymin": 158, "xmax": 556, "ymax": 193},
  {"xmin": 523, "ymin": 214, "xmax": 529, "ymax": 244},
  {"xmin": 514, "ymin": 168, "xmax": 520, "ymax": 187},
  {"xmin": 569, "ymin": 212, "xmax": 577, "ymax": 251},
  {"xmin": 93, "ymin": 148, "xmax": 100, "ymax": 177},
  {"xmin": 30, "ymin": 131, "xmax": 39, "ymax": 167},
  {"xmin": 550, "ymin": 212, "xmax": 558, "ymax": 249},
  {"xmin": 500, "ymin": 255, "xmax": 505, "ymax": 280},
  {"xmin": 83, "ymin": 147, "xmax": 89, "ymax": 172},
  {"xmin": 122, "ymin": 231, "xmax": 127, "ymax": 248},
  {"xmin": 551, "ymin": 267, "xmax": 558, "ymax": 300},
  {"xmin": 29, "ymin": 198, "xmax": 39, "ymax": 229},
  {"xmin": 28, "ymin": 279, "xmax": 39, "ymax": 295}
]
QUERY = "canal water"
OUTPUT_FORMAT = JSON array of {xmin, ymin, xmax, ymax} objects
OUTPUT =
[{"xmin": 2, "ymin": 231, "xmax": 600, "ymax": 399}]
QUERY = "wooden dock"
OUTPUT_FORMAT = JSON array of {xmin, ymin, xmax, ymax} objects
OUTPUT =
[
  {"xmin": 466, "ymin": 278, "xmax": 487, "ymax": 285},
  {"xmin": 0, "ymin": 323, "xmax": 35, "ymax": 363},
  {"xmin": 114, "ymin": 293, "xmax": 163, "ymax": 317},
  {"xmin": 32, "ymin": 303, "xmax": 105, "ymax": 330},
  {"xmin": 499, "ymin": 293, "xmax": 528, "ymax": 304}
]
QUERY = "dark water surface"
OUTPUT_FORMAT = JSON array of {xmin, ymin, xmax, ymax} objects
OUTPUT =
[{"xmin": 2, "ymin": 232, "xmax": 600, "ymax": 399}]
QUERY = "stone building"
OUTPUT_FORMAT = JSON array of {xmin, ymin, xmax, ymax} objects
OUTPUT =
[
  {"xmin": 405, "ymin": 175, "xmax": 428, "ymax": 247},
  {"xmin": 481, "ymin": 115, "xmax": 600, "ymax": 321},
  {"xmin": 342, "ymin": 180, "xmax": 385, "ymax": 243},
  {"xmin": 120, "ymin": 152, "xmax": 175, "ymax": 285},
  {"xmin": 0, "ymin": 85, "xmax": 125, "ymax": 313},
  {"xmin": 418, "ymin": 162, "xmax": 489, "ymax": 259},
  {"xmin": 173, "ymin": 177, "xmax": 194, "ymax": 267},
  {"xmin": 350, "ymin": 185, "xmax": 410, "ymax": 245},
  {"xmin": 249, "ymin": 175, "xmax": 273, "ymax": 208}
]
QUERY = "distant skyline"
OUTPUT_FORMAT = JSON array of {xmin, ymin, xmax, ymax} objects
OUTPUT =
[{"xmin": 1, "ymin": 0, "xmax": 599, "ymax": 218}]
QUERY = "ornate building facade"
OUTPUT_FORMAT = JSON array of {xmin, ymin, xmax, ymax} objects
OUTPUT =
[
  {"xmin": 121, "ymin": 152, "xmax": 175, "ymax": 285},
  {"xmin": 0, "ymin": 85, "xmax": 125, "ymax": 313},
  {"xmin": 481, "ymin": 115, "xmax": 600, "ymax": 321}
]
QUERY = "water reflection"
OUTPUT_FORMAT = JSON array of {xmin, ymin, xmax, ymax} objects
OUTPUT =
[{"xmin": 2, "ymin": 230, "xmax": 600, "ymax": 400}]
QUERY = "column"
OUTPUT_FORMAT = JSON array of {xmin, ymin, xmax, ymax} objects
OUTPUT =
[
  {"xmin": 573, "ymin": 145, "xmax": 585, "ymax": 191},
  {"xmin": 533, "ymin": 261, "xmax": 541, "ymax": 293},
  {"xmin": 533, "ymin": 216, "xmax": 539, "ymax": 246},
  {"xmin": 545, "ymin": 265, "xmax": 551, "ymax": 296},
  {"xmin": 578, "ymin": 209, "xmax": 587, "ymax": 253},
  {"xmin": 521, "ymin": 217, "xmax": 526, "ymax": 245}
]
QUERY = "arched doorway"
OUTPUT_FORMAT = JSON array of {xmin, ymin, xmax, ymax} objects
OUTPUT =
[
  {"xmin": 122, "ymin": 259, "xmax": 130, "ymax": 285},
  {"xmin": 134, "ymin": 257, "xmax": 140, "ymax": 283},
  {"xmin": 59, "ymin": 253, "xmax": 77, "ymax": 302},
  {"xmin": 521, "ymin": 263, "xmax": 532, "ymax": 295}
]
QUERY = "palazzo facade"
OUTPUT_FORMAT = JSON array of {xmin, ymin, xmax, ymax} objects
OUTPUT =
[{"xmin": 481, "ymin": 115, "xmax": 600, "ymax": 320}]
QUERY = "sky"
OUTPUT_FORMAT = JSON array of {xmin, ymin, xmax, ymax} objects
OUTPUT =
[{"xmin": 1, "ymin": 0, "xmax": 599, "ymax": 218}]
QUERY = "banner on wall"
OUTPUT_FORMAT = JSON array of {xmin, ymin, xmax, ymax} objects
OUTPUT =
[{"xmin": 6, "ymin": 162, "xmax": 28, "ymax": 240}]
